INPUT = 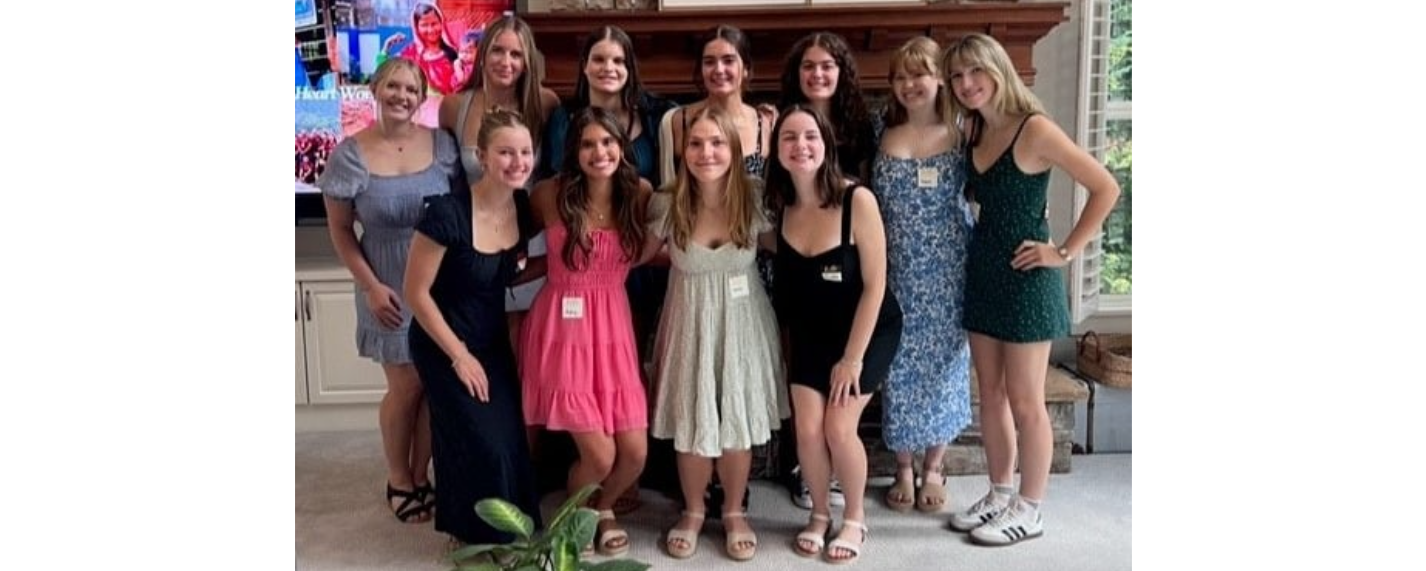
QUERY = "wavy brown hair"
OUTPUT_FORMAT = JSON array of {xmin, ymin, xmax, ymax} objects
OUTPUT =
[
  {"xmin": 778, "ymin": 33, "xmax": 869, "ymax": 162},
  {"xmin": 665, "ymin": 106, "xmax": 759, "ymax": 251},
  {"xmin": 557, "ymin": 107, "xmax": 645, "ymax": 270}
]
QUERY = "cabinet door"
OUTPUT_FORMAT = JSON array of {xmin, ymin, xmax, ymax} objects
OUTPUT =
[
  {"xmin": 301, "ymin": 281, "xmax": 390, "ymax": 404},
  {"xmin": 296, "ymin": 286, "xmax": 309, "ymax": 405}
]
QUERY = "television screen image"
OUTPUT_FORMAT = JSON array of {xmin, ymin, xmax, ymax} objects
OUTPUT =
[
  {"xmin": 296, "ymin": 0, "xmax": 318, "ymax": 27},
  {"xmin": 295, "ymin": 0, "xmax": 513, "ymax": 197}
]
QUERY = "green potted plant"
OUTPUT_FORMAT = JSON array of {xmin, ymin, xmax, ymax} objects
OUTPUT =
[{"xmin": 448, "ymin": 484, "xmax": 650, "ymax": 571}]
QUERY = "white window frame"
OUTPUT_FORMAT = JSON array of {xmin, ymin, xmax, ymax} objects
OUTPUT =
[{"xmin": 1071, "ymin": 0, "xmax": 1131, "ymax": 320}]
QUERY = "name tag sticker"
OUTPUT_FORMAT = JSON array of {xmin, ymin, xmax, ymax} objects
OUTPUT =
[
  {"xmin": 561, "ymin": 296, "xmax": 584, "ymax": 319},
  {"xmin": 917, "ymin": 167, "xmax": 939, "ymax": 188},
  {"xmin": 822, "ymin": 265, "xmax": 843, "ymax": 282},
  {"xmin": 728, "ymin": 274, "xmax": 750, "ymax": 299}
]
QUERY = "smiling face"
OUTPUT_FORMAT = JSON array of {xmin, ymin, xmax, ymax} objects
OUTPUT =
[
  {"xmin": 415, "ymin": 11, "xmax": 443, "ymax": 45},
  {"xmin": 700, "ymin": 39, "xmax": 745, "ymax": 97},
  {"xmin": 578, "ymin": 122, "xmax": 622, "ymax": 180},
  {"xmin": 483, "ymin": 30, "xmax": 526, "ymax": 89},
  {"xmin": 947, "ymin": 57, "xmax": 996, "ymax": 112},
  {"xmin": 891, "ymin": 63, "xmax": 943, "ymax": 113},
  {"xmin": 584, "ymin": 39, "xmax": 628, "ymax": 98},
  {"xmin": 798, "ymin": 45, "xmax": 839, "ymax": 104},
  {"xmin": 374, "ymin": 65, "xmax": 424, "ymax": 123},
  {"xmin": 684, "ymin": 117, "xmax": 733, "ymax": 184},
  {"xmin": 479, "ymin": 125, "xmax": 535, "ymax": 189},
  {"xmin": 776, "ymin": 110, "xmax": 824, "ymax": 176}
]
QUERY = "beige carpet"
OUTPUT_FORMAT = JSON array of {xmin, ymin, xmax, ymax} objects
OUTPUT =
[{"xmin": 297, "ymin": 430, "xmax": 1131, "ymax": 571}]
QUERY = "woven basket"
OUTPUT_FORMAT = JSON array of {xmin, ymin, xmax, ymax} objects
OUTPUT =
[{"xmin": 1077, "ymin": 331, "xmax": 1132, "ymax": 389}]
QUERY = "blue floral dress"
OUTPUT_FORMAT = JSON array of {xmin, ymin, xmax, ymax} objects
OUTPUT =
[{"xmin": 870, "ymin": 150, "xmax": 975, "ymax": 452}]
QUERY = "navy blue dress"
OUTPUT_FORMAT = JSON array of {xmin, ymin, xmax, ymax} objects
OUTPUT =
[{"xmin": 408, "ymin": 190, "xmax": 542, "ymax": 544}]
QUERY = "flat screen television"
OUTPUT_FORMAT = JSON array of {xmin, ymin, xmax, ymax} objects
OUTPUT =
[{"xmin": 296, "ymin": 0, "xmax": 515, "ymax": 222}]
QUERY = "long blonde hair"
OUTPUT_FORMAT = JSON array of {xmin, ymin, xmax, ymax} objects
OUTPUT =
[
  {"xmin": 942, "ymin": 33, "xmax": 1046, "ymax": 124},
  {"xmin": 664, "ymin": 106, "xmax": 760, "ymax": 250}
]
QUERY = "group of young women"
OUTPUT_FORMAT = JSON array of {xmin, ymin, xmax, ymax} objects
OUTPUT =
[{"xmin": 318, "ymin": 14, "xmax": 1121, "ymax": 564}]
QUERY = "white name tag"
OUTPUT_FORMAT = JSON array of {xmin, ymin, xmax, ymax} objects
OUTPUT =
[
  {"xmin": 917, "ymin": 167, "xmax": 939, "ymax": 188},
  {"xmin": 821, "ymin": 266, "xmax": 843, "ymax": 282},
  {"xmin": 561, "ymin": 296, "xmax": 585, "ymax": 319},
  {"xmin": 728, "ymin": 274, "xmax": 750, "ymax": 299}
]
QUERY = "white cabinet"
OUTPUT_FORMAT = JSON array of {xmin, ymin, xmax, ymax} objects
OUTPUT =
[
  {"xmin": 296, "ymin": 279, "xmax": 390, "ymax": 405},
  {"xmin": 296, "ymin": 286, "xmax": 308, "ymax": 404}
]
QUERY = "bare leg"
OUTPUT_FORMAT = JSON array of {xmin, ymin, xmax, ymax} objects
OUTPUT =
[
  {"xmin": 380, "ymin": 363, "xmax": 429, "ymax": 522},
  {"xmin": 568, "ymin": 432, "xmax": 617, "ymax": 498},
  {"xmin": 716, "ymin": 450, "xmax": 756, "ymax": 554},
  {"xmin": 825, "ymin": 393, "xmax": 872, "ymax": 562},
  {"xmin": 596, "ymin": 430, "xmax": 648, "ymax": 509},
  {"xmin": 412, "ymin": 399, "xmax": 432, "ymax": 487},
  {"xmin": 1003, "ymin": 341, "xmax": 1053, "ymax": 500},
  {"xmin": 970, "ymin": 333, "xmax": 1017, "ymax": 487},
  {"xmin": 669, "ymin": 452, "xmax": 715, "ymax": 553},
  {"xmin": 791, "ymin": 387, "xmax": 833, "ymax": 553}
]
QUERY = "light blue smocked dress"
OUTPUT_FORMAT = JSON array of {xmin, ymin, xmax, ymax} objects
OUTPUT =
[
  {"xmin": 317, "ymin": 129, "xmax": 460, "ymax": 363},
  {"xmin": 870, "ymin": 149, "xmax": 975, "ymax": 452}
]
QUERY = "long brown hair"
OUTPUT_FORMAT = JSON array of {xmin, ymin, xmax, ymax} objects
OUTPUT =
[
  {"xmin": 665, "ymin": 106, "xmax": 760, "ymax": 250},
  {"xmin": 470, "ymin": 15, "xmax": 548, "ymax": 147},
  {"xmin": 556, "ymin": 107, "xmax": 646, "ymax": 269}
]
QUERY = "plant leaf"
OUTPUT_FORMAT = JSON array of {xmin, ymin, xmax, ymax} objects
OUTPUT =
[
  {"xmin": 555, "ymin": 508, "xmax": 599, "ymax": 549},
  {"xmin": 453, "ymin": 563, "xmax": 503, "ymax": 571},
  {"xmin": 448, "ymin": 543, "xmax": 501, "ymax": 562},
  {"xmin": 583, "ymin": 560, "xmax": 652, "ymax": 571},
  {"xmin": 551, "ymin": 537, "xmax": 581, "ymax": 571},
  {"xmin": 547, "ymin": 483, "xmax": 601, "ymax": 531},
  {"xmin": 475, "ymin": 498, "xmax": 534, "ymax": 539}
]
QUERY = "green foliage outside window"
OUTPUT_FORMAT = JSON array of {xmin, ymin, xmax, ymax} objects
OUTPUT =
[{"xmin": 1102, "ymin": 0, "xmax": 1132, "ymax": 296}]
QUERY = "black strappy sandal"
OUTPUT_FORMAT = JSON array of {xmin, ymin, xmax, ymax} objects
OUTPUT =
[{"xmin": 387, "ymin": 483, "xmax": 434, "ymax": 523}]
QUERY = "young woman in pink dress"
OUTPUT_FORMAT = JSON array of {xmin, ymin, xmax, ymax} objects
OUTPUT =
[{"xmin": 519, "ymin": 107, "xmax": 653, "ymax": 557}]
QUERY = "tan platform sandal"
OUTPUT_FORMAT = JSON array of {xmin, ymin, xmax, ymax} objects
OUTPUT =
[
  {"xmin": 885, "ymin": 467, "xmax": 915, "ymax": 512},
  {"xmin": 722, "ymin": 511, "xmax": 758, "ymax": 562},
  {"xmin": 664, "ymin": 510, "xmax": 704, "ymax": 559},
  {"xmin": 917, "ymin": 469, "xmax": 947, "ymax": 513}
]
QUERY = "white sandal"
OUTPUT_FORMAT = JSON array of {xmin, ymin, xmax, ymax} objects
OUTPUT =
[
  {"xmin": 825, "ymin": 520, "xmax": 867, "ymax": 565},
  {"xmin": 595, "ymin": 509, "xmax": 630, "ymax": 556},
  {"xmin": 794, "ymin": 512, "xmax": 830, "ymax": 557}
]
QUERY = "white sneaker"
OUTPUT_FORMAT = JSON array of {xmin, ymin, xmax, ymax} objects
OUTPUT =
[
  {"xmin": 790, "ymin": 467, "xmax": 847, "ymax": 510},
  {"xmin": 829, "ymin": 477, "xmax": 846, "ymax": 507},
  {"xmin": 949, "ymin": 489, "xmax": 1012, "ymax": 532},
  {"xmin": 969, "ymin": 497, "xmax": 1043, "ymax": 546}
]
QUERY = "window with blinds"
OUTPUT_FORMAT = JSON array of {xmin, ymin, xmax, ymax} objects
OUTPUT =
[{"xmin": 1072, "ymin": 0, "xmax": 1132, "ymax": 321}]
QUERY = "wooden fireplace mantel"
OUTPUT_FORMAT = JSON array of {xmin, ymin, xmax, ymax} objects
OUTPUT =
[{"xmin": 525, "ymin": 2, "xmax": 1069, "ymax": 100}]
